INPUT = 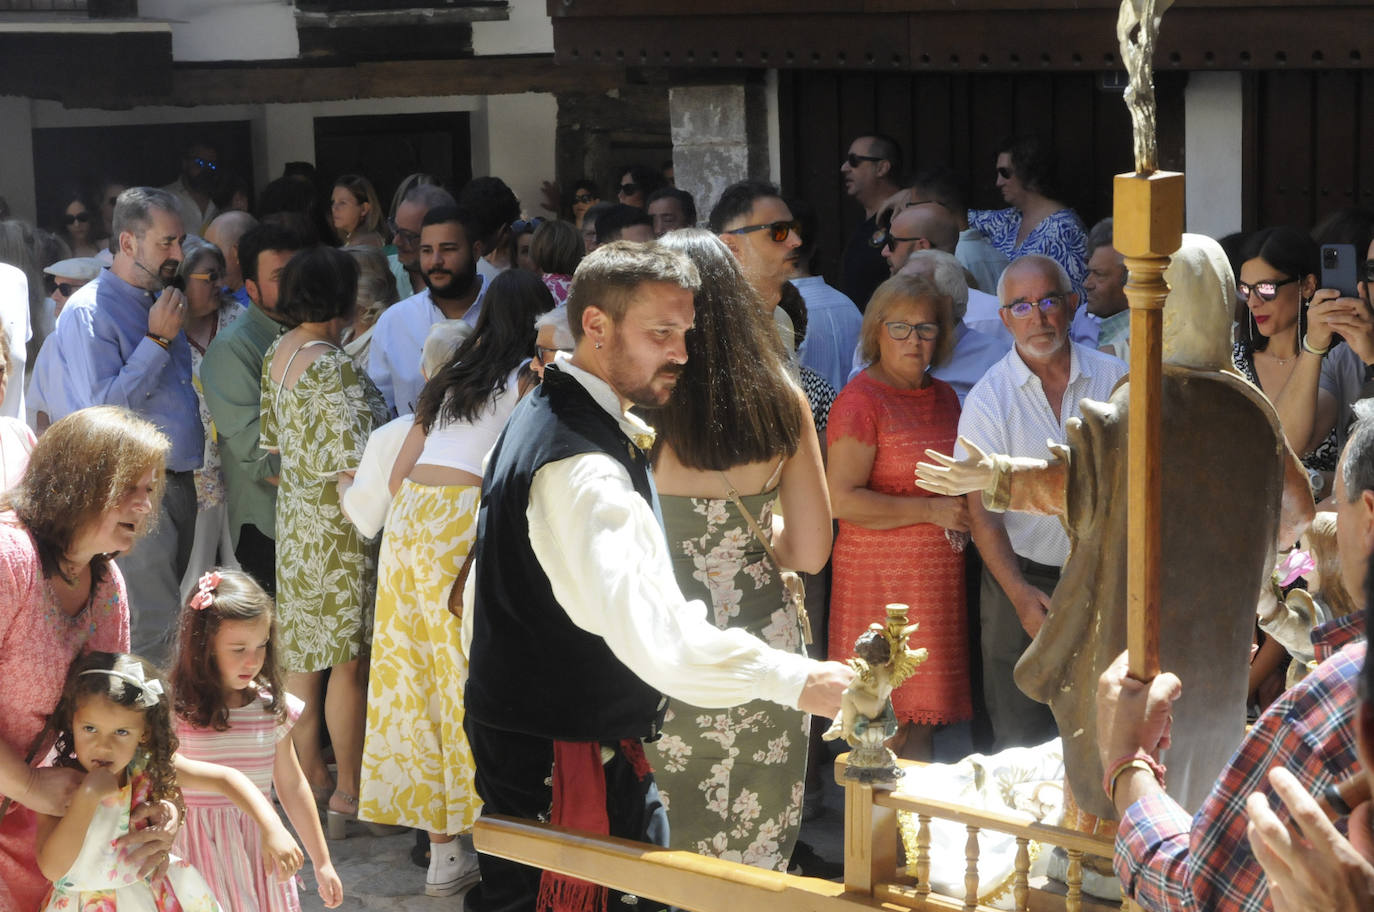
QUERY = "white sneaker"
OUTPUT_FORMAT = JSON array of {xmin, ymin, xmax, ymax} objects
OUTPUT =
[{"xmin": 426, "ymin": 842, "xmax": 481, "ymax": 897}]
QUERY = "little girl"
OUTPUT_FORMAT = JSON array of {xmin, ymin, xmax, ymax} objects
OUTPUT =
[
  {"xmin": 170, "ymin": 569, "xmax": 343, "ymax": 910},
  {"xmin": 35, "ymin": 651, "xmax": 303, "ymax": 910}
]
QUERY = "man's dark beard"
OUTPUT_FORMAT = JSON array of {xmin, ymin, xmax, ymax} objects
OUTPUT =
[{"xmin": 423, "ymin": 261, "xmax": 478, "ymax": 301}]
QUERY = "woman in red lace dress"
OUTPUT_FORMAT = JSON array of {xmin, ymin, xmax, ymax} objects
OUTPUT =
[{"xmin": 827, "ymin": 273, "xmax": 971, "ymax": 760}]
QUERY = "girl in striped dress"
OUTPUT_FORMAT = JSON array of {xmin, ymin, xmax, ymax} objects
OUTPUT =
[{"xmin": 169, "ymin": 570, "xmax": 343, "ymax": 911}]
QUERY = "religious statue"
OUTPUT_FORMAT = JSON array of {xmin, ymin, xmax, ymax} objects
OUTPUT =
[
  {"xmin": 915, "ymin": 235, "xmax": 1315, "ymax": 821},
  {"xmin": 824, "ymin": 603, "xmax": 928, "ymax": 787}
]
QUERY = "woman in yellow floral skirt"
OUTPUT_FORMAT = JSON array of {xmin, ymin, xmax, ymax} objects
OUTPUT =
[{"xmin": 357, "ymin": 268, "xmax": 554, "ymax": 897}]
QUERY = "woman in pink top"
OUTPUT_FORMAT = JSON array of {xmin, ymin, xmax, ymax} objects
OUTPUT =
[{"xmin": 0, "ymin": 406, "xmax": 171, "ymax": 911}]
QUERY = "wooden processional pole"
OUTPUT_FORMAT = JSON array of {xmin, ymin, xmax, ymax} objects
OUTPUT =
[{"xmin": 1114, "ymin": 0, "xmax": 1179, "ymax": 682}]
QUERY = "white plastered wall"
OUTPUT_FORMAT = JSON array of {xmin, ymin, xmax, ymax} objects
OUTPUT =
[
  {"xmin": 0, "ymin": 92, "xmax": 557, "ymax": 222},
  {"xmin": 138, "ymin": 0, "xmax": 300, "ymax": 62},
  {"xmin": 1183, "ymin": 71, "xmax": 1244, "ymax": 239}
]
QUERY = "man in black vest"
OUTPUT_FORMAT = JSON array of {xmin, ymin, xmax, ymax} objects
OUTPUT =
[{"xmin": 465, "ymin": 241, "xmax": 853, "ymax": 912}]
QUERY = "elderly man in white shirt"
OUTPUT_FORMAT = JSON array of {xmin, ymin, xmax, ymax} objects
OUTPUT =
[
  {"xmin": 956, "ymin": 254, "xmax": 1125, "ymax": 751},
  {"xmin": 462, "ymin": 241, "xmax": 852, "ymax": 912}
]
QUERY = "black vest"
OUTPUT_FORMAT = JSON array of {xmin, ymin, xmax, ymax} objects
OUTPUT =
[{"xmin": 465, "ymin": 366, "xmax": 667, "ymax": 742}]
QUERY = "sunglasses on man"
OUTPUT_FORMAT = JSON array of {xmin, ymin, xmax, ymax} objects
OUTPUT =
[
  {"xmin": 844, "ymin": 152, "xmax": 884, "ymax": 169},
  {"xmin": 619, "ymin": 182, "xmax": 639, "ymax": 197},
  {"xmin": 723, "ymin": 220, "xmax": 800, "ymax": 244}
]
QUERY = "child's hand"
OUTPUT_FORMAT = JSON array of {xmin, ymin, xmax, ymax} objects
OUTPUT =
[
  {"xmin": 315, "ymin": 861, "xmax": 344, "ymax": 908},
  {"xmin": 80, "ymin": 767, "xmax": 120, "ymax": 800},
  {"xmin": 261, "ymin": 824, "xmax": 304, "ymax": 882}
]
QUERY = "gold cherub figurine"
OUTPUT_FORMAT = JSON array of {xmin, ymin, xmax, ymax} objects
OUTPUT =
[{"xmin": 824, "ymin": 603, "xmax": 928, "ymax": 787}]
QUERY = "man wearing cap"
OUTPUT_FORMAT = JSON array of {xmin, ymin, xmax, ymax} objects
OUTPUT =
[{"xmin": 27, "ymin": 256, "xmax": 102, "ymax": 429}]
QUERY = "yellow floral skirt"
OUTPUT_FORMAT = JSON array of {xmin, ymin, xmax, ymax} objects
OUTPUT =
[{"xmin": 359, "ymin": 480, "xmax": 482, "ymax": 834}]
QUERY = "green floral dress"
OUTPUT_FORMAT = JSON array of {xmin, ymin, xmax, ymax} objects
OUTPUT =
[
  {"xmin": 260, "ymin": 339, "xmax": 389, "ymax": 673},
  {"xmin": 650, "ymin": 489, "xmax": 808, "ymax": 872}
]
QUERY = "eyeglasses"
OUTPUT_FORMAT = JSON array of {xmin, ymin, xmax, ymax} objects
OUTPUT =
[
  {"xmin": 388, "ymin": 220, "xmax": 420, "ymax": 247},
  {"xmin": 879, "ymin": 232, "xmax": 923, "ymax": 252},
  {"xmin": 996, "ymin": 166, "xmax": 1015, "ymax": 180},
  {"xmin": 194, "ymin": 157, "xmax": 218, "ymax": 172},
  {"xmin": 62, "ymin": 212, "xmax": 92, "ymax": 226},
  {"xmin": 56, "ymin": 282, "xmax": 85, "ymax": 297},
  {"xmin": 536, "ymin": 345, "xmax": 573, "ymax": 362},
  {"xmin": 845, "ymin": 153, "xmax": 883, "ymax": 168},
  {"xmin": 1236, "ymin": 276, "xmax": 1298, "ymax": 302},
  {"xmin": 512, "ymin": 218, "xmax": 544, "ymax": 234},
  {"xmin": 189, "ymin": 270, "xmax": 222, "ymax": 284},
  {"xmin": 573, "ymin": 193, "xmax": 595, "ymax": 204},
  {"xmin": 724, "ymin": 220, "xmax": 800, "ymax": 243},
  {"xmin": 619, "ymin": 183, "xmax": 639, "ymax": 197},
  {"xmin": 884, "ymin": 320, "xmax": 939, "ymax": 342},
  {"xmin": 1002, "ymin": 294, "xmax": 1065, "ymax": 318}
]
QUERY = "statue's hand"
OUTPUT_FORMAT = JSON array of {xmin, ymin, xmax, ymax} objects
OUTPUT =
[{"xmin": 915, "ymin": 436, "xmax": 996, "ymax": 496}]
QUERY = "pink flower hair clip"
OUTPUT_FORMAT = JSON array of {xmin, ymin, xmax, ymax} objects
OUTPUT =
[{"xmin": 190, "ymin": 571, "xmax": 222, "ymax": 611}]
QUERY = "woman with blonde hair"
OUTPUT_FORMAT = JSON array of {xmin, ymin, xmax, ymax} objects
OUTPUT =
[
  {"xmin": 0, "ymin": 406, "xmax": 172, "ymax": 911},
  {"xmin": 646, "ymin": 229, "xmax": 831, "ymax": 872},
  {"xmin": 330, "ymin": 175, "xmax": 384, "ymax": 248},
  {"xmin": 827, "ymin": 273, "xmax": 970, "ymax": 761}
]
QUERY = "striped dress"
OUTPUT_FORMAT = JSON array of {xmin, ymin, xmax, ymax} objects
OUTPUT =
[{"xmin": 174, "ymin": 689, "xmax": 304, "ymax": 912}]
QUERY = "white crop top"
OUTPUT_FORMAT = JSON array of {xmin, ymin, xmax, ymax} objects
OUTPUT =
[{"xmin": 416, "ymin": 367, "xmax": 523, "ymax": 475}]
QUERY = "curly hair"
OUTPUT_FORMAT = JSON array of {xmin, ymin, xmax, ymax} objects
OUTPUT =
[
  {"xmin": 0, "ymin": 406, "xmax": 168, "ymax": 583},
  {"xmin": 49, "ymin": 652, "xmax": 184, "ymax": 820},
  {"xmin": 170, "ymin": 569, "xmax": 286, "ymax": 732}
]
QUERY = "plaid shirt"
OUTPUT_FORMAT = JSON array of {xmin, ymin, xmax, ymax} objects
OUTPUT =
[{"xmin": 1115, "ymin": 613, "xmax": 1365, "ymax": 911}]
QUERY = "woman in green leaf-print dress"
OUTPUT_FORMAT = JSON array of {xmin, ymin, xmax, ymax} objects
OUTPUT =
[
  {"xmin": 646, "ymin": 230, "xmax": 833, "ymax": 872},
  {"xmin": 259, "ymin": 245, "xmax": 390, "ymax": 824}
]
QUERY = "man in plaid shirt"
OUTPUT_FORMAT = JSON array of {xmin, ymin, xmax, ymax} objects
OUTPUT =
[{"xmin": 1098, "ymin": 402, "xmax": 1374, "ymax": 911}]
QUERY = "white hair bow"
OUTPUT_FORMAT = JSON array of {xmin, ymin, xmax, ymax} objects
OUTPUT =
[{"xmin": 80, "ymin": 664, "xmax": 165, "ymax": 709}]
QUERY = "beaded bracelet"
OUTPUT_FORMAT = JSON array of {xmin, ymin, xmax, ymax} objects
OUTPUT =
[{"xmin": 1103, "ymin": 751, "xmax": 1167, "ymax": 804}]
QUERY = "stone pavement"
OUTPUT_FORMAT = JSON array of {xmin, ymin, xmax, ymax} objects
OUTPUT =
[{"xmin": 298, "ymin": 746, "xmax": 848, "ymax": 911}]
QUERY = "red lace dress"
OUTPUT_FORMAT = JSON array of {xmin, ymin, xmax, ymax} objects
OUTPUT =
[{"xmin": 826, "ymin": 371, "xmax": 971, "ymax": 725}]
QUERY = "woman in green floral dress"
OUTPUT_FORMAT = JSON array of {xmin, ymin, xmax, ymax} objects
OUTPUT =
[
  {"xmin": 647, "ymin": 229, "xmax": 832, "ymax": 871},
  {"xmin": 260, "ymin": 245, "xmax": 390, "ymax": 830}
]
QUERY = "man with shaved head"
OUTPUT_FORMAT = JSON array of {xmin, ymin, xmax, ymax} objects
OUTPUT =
[{"xmin": 203, "ymin": 209, "xmax": 257, "ymax": 306}]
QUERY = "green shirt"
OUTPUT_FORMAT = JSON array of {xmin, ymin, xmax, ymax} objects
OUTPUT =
[{"xmin": 201, "ymin": 303, "xmax": 284, "ymax": 545}]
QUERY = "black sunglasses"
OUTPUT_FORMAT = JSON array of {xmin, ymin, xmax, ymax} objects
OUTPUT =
[
  {"xmin": 194, "ymin": 157, "xmax": 218, "ymax": 172},
  {"xmin": 1237, "ymin": 276, "xmax": 1298, "ymax": 302},
  {"xmin": 619, "ymin": 182, "xmax": 639, "ymax": 196},
  {"xmin": 56, "ymin": 282, "xmax": 84, "ymax": 297},
  {"xmin": 845, "ymin": 153, "xmax": 883, "ymax": 168},
  {"xmin": 880, "ymin": 232, "xmax": 923, "ymax": 252},
  {"xmin": 996, "ymin": 166, "xmax": 1015, "ymax": 180},
  {"xmin": 62, "ymin": 212, "xmax": 92, "ymax": 226},
  {"xmin": 724, "ymin": 220, "xmax": 800, "ymax": 244},
  {"xmin": 573, "ymin": 193, "xmax": 595, "ymax": 204}
]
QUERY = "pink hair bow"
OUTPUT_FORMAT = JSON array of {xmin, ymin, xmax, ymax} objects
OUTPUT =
[{"xmin": 190, "ymin": 571, "xmax": 222, "ymax": 611}]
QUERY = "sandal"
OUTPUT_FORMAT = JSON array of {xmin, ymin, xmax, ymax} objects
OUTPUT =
[{"xmin": 326, "ymin": 791, "xmax": 406, "ymax": 839}]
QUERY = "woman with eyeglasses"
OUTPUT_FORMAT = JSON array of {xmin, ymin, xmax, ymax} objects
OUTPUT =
[
  {"xmin": 1233, "ymin": 226, "xmax": 1366, "ymax": 489},
  {"xmin": 54, "ymin": 189, "xmax": 101, "ymax": 259},
  {"xmin": 567, "ymin": 179, "xmax": 600, "ymax": 231},
  {"xmin": 175, "ymin": 235, "xmax": 246, "ymax": 597},
  {"xmin": 644, "ymin": 229, "xmax": 831, "ymax": 873},
  {"xmin": 826, "ymin": 273, "xmax": 971, "ymax": 761},
  {"xmin": 968, "ymin": 135, "xmax": 1088, "ymax": 303}
]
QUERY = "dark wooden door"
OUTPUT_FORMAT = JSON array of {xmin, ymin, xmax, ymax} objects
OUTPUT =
[
  {"xmin": 778, "ymin": 69, "xmax": 1184, "ymax": 290},
  {"xmin": 313, "ymin": 112, "xmax": 473, "ymax": 217}
]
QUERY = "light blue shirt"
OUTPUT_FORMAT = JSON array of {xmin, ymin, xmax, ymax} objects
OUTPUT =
[
  {"xmin": 847, "ymin": 317, "xmax": 1012, "ymax": 405},
  {"xmin": 57, "ymin": 267, "xmax": 204, "ymax": 471},
  {"xmin": 791, "ymin": 276, "xmax": 862, "ymax": 392},
  {"xmin": 367, "ymin": 277, "xmax": 485, "ymax": 416},
  {"xmin": 28, "ymin": 276, "xmax": 100, "ymax": 426}
]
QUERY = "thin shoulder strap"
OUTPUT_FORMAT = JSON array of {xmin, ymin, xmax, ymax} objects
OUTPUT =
[
  {"xmin": 763, "ymin": 455, "xmax": 787, "ymax": 491},
  {"xmin": 719, "ymin": 470, "xmax": 784, "ymax": 572},
  {"xmin": 275, "ymin": 339, "xmax": 339, "ymax": 397}
]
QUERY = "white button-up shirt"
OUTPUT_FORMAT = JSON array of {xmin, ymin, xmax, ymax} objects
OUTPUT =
[
  {"xmin": 956, "ymin": 342, "xmax": 1127, "ymax": 566},
  {"xmin": 367, "ymin": 280, "xmax": 485, "ymax": 416}
]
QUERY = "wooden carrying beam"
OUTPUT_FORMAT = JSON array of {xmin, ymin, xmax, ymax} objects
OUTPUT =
[
  {"xmin": 472, "ymin": 816, "xmax": 857, "ymax": 912},
  {"xmin": 1112, "ymin": 171, "xmax": 1184, "ymax": 682}
]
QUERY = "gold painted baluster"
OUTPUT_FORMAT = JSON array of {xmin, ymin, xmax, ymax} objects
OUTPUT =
[
  {"xmin": 963, "ymin": 824, "xmax": 980, "ymax": 911},
  {"xmin": 914, "ymin": 814, "xmax": 932, "ymax": 898},
  {"xmin": 1013, "ymin": 836, "xmax": 1030, "ymax": 911},
  {"xmin": 1066, "ymin": 848, "xmax": 1084, "ymax": 912}
]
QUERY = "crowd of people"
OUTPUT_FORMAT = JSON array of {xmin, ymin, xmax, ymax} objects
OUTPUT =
[{"xmin": 0, "ymin": 128, "xmax": 1372, "ymax": 912}]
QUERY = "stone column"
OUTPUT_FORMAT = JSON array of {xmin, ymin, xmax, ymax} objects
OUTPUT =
[{"xmin": 668, "ymin": 82, "xmax": 770, "ymax": 228}]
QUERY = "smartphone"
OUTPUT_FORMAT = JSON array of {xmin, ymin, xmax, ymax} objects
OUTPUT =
[{"xmin": 1320, "ymin": 243, "xmax": 1360, "ymax": 298}]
